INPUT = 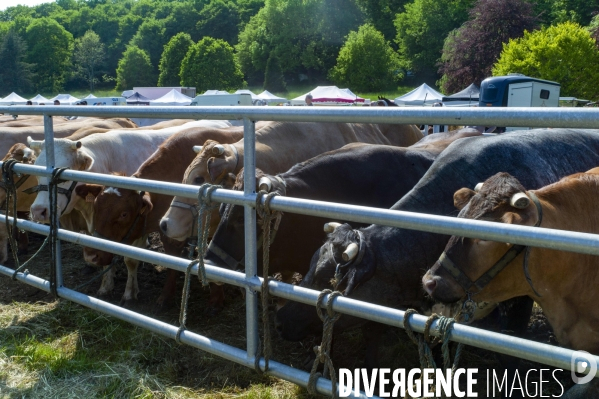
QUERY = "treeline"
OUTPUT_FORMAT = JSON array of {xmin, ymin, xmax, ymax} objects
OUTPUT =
[{"xmin": 0, "ymin": 0, "xmax": 598, "ymax": 99}]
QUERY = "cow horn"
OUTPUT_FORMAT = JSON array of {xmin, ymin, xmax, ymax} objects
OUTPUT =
[
  {"xmin": 27, "ymin": 136, "xmax": 43, "ymax": 150},
  {"xmin": 71, "ymin": 141, "xmax": 82, "ymax": 150},
  {"xmin": 323, "ymin": 222, "xmax": 342, "ymax": 233},
  {"xmin": 193, "ymin": 145, "xmax": 203, "ymax": 153},
  {"xmin": 474, "ymin": 182, "xmax": 484, "ymax": 192},
  {"xmin": 510, "ymin": 192, "xmax": 530, "ymax": 209},
  {"xmin": 342, "ymin": 243, "xmax": 359, "ymax": 262},
  {"xmin": 258, "ymin": 176, "xmax": 272, "ymax": 192},
  {"xmin": 212, "ymin": 144, "xmax": 225, "ymax": 155}
]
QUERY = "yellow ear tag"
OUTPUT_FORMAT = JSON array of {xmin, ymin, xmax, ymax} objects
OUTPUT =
[{"xmin": 85, "ymin": 193, "xmax": 95, "ymax": 203}]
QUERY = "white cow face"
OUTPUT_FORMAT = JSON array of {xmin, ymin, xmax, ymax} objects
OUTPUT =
[{"xmin": 29, "ymin": 139, "xmax": 93, "ymax": 223}]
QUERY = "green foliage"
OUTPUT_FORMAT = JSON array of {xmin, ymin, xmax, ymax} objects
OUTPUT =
[
  {"xmin": 329, "ymin": 24, "xmax": 400, "ymax": 91},
  {"xmin": 115, "ymin": 45, "xmax": 155, "ymax": 90},
  {"xmin": 25, "ymin": 17, "xmax": 73, "ymax": 92},
  {"xmin": 237, "ymin": 0, "xmax": 363, "ymax": 83},
  {"xmin": 263, "ymin": 53, "xmax": 286, "ymax": 92},
  {"xmin": 354, "ymin": 0, "xmax": 407, "ymax": 44},
  {"xmin": 0, "ymin": 29, "xmax": 34, "ymax": 94},
  {"xmin": 73, "ymin": 30, "xmax": 106, "ymax": 91},
  {"xmin": 180, "ymin": 37, "xmax": 244, "ymax": 91},
  {"xmin": 197, "ymin": 0, "xmax": 241, "ymax": 45},
  {"xmin": 543, "ymin": 0, "xmax": 599, "ymax": 26},
  {"xmin": 130, "ymin": 19, "xmax": 166, "ymax": 75},
  {"xmin": 395, "ymin": 0, "xmax": 473, "ymax": 76},
  {"xmin": 158, "ymin": 33, "xmax": 194, "ymax": 87},
  {"xmin": 493, "ymin": 22, "xmax": 599, "ymax": 100}
]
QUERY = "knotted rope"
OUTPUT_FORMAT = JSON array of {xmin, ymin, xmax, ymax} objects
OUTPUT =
[
  {"xmin": 49, "ymin": 167, "xmax": 69, "ymax": 297},
  {"xmin": 3, "ymin": 160, "xmax": 23, "ymax": 270},
  {"xmin": 176, "ymin": 184, "xmax": 220, "ymax": 344},
  {"xmin": 307, "ymin": 289, "xmax": 343, "ymax": 398},
  {"xmin": 402, "ymin": 309, "xmax": 465, "ymax": 399},
  {"xmin": 254, "ymin": 190, "xmax": 281, "ymax": 374}
]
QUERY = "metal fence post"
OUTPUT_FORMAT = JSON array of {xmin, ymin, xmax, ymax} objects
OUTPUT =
[
  {"xmin": 243, "ymin": 117, "xmax": 259, "ymax": 366},
  {"xmin": 44, "ymin": 113, "xmax": 63, "ymax": 289}
]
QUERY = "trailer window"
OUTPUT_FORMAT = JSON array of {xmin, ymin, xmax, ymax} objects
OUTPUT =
[
  {"xmin": 481, "ymin": 87, "xmax": 498, "ymax": 102},
  {"xmin": 540, "ymin": 89, "xmax": 550, "ymax": 99}
]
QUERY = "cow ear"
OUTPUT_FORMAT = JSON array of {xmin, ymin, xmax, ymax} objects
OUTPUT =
[
  {"xmin": 454, "ymin": 188, "xmax": 476, "ymax": 210},
  {"xmin": 207, "ymin": 157, "xmax": 234, "ymax": 183},
  {"xmin": 75, "ymin": 150, "xmax": 94, "ymax": 171},
  {"xmin": 140, "ymin": 192, "xmax": 153, "ymax": 215},
  {"xmin": 75, "ymin": 184, "xmax": 103, "ymax": 202}
]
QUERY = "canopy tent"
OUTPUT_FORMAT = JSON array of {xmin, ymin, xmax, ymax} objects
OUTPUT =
[
  {"xmin": 0, "ymin": 92, "xmax": 29, "ymax": 105},
  {"xmin": 291, "ymin": 86, "xmax": 365, "ymax": 105},
  {"xmin": 122, "ymin": 90, "xmax": 135, "ymax": 98},
  {"xmin": 149, "ymin": 89, "xmax": 192, "ymax": 106},
  {"xmin": 441, "ymin": 83, "xmax": 479, "ymax": 107},
  {"xmin": 126, "ymin": 92, "xmax": 151, "ymax": 105},
  {"xmin": 84, "ymin": 94, "xmax": 97, "ymax": 99},
  {"xmin": 234, "ymin": 89, "xmax": 260, "ymax": 100},
  {"xmin": 394, "ymin": 83, "xmax": 443, "ymax": 106},
  {"xmin": 49, "ymin": 94, "xmax": 81, "ymax": 105},
  {"xmin": 203, "ymin": 90, "xmax": 229, "ymax": 95},
  {"xmin": 257, "ymin": 90, "xmax": 288, "ymax": 104},
  {"xmin": 29, "ymin": 94, "xmax": 51, "ymax": 105}
]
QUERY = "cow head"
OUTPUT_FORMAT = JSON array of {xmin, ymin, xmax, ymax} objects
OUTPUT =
[
  {"xmin": 0, "ymin": 143, "xmax": 37, "ymax": 207},
  {"xmin": 275, "ymin": 223, "xmax": 379, "ymax": 341},
  {"xmin": 423, "ymin": 172, "xmax": 540, "ymax": 304},
  {"xmin": 76, "ymin": 180, "xmax": 152, "ymax": 266},
  {"xmin": 29, "ymin": 138, "xmax": 92, "ymax": 223},
  {"xmin": 159, "ymin": 141, "xmax": 238, "ymax": 241},
  {"xmin": 203, "ymin": 168, "xmax": 286, "ymax": 270}
]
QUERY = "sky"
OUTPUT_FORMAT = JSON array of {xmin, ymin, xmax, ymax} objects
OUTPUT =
[{"xmin": 1, "ymin": 0, "xmax": 54, "ymax": 11}]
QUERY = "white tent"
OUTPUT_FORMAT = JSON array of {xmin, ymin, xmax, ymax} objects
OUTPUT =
[
  {"xmin": 257, "ymin": 90, "xmax": 288, "ymax": 104},
  {"xmin": 291, "ymin": 86, "xmax": 364, "ymax": 105},
  {"xmin": 84, "ymin": 94, "xmax": 97, "ymax": 99},
  {"xmin": 441, "ymin": 83, "xmax": 479, "ymax": 107},
  {"xmin": 0, "ymin": 92, "xmax": 29, "ymax": 105},
  {"xmin": 50, "ymin": 94, "xmax": 81, "ymax": 105},
  {"xmin": 150, "ymin": 89, "xmax": 192, "ymax": 106},
  {"xmin": 394, "ymin": 83, "xmax": 443, "ymax": 106},
  {"xmin": 29, "ymin": 94, "xmax": 51, "ymax": 105},
  {"xmin": 234, "ymin": 89, "xmax": 261, "ymax": 100},
  {"xmin": 203, "ymin": 90, "xmax": 229, "ymax": 95}
]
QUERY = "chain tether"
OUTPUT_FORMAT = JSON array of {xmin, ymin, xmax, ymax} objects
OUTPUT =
[
  {"xmin": 307, "ymin": 289, "xmax": 342, "ymax": 398},
  {"xmin": 176, "ymin": 183, "xmax": 220, "ymax": 344}
]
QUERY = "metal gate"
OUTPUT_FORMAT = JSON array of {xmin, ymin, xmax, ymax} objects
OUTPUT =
[{"xmin": 1, "ymin": 105, "xmax": 599, "ymax": 398}]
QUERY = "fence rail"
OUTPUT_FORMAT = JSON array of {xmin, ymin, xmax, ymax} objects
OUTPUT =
[{"xmin": 2, "ymin": 105, "xmax": 599, "ymax": 397}]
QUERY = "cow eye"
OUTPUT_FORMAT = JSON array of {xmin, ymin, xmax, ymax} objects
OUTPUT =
[{"xmin": 193, "ymin": 176, "xmax": 205, "ymax": 185}]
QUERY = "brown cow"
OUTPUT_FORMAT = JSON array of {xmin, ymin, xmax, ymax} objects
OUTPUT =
[
  {"xmin": 423, "ymin": 170, "xmax": 599, "ymax": 359},
  {"xmin": 160, "ymin": 122, "xmax": 423, "ymax": 241},
  {"xmin": 73, "ymin": 123, "xmax": 269, "ymax": 306}
]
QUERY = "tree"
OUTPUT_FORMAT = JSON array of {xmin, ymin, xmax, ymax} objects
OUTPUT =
[
  {"xmin": 588, "ymin": 14, "xmax": 599, "ymax": 47},
  {"xmin": 129, "ymin": 18, "xmax": 166, "ymax": 75},
  {"xmin": 329, "ymin": 24, "xmax": 400, "ymax": 91},
  {"xmin": 438, "ymin": 0, "xmax": 538, "ymax": 94},
  {"xmin": 115, "ymin": 45, "xmax": 155, "ymax": 90},
  {"xmin": 158, "ymin": 33, "xmax": 194, "ymax": 87},
  {"xmin": 180, "ymin": 37, "xmax": 244, "ymax": 91},
  {"xmin": 25, "ymin": 17, "xmax": 73, "ymax": 92},
  {"xmin": 73, "ymin": 30, "xmax": 105, "ymax": 91},
  {"xmin": 354, "ymin": 0, "xmax": 407, "ymax": 44},
  {"xmin": 544, "ymin": 0, "xmax": 599, "ymax": 26},
  {"xmin": 0, "ymin": 29, "xmax": 34, "ymax": 94},
  {"xmin": 395, "ymin": 0, "xmax": 473, "ymax": 78},
  {"xmin": 196, "ymin": 0, "xmax": 241, "ymax": 45},
  {"xmin": 493, "ymin": 22, "xmax": 599, "ymax": 100},
  {"xmin": 263, "ymin": 53, "xmax": 286, "ymax": 92}
]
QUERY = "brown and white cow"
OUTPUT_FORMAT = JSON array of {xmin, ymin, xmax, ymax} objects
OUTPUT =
[
  {"xmin": 423, "ymin": 170, "xmax": 599, "ymax": 357},
  {"xmin": 160, "ymin": 122, "xmax": 423, "ymax": 241},
  {"xmin": 68, "ymin": 122, "xmax": 253, "ymax": 304}
]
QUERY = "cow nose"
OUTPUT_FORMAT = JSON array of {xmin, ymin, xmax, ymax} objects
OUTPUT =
[
  {"xmin": 159, "ymin": 220, "xmax": 168, "ymax": 233},
  {"xmin": 423, "ymin": 277, "xmax": 437, "ymax": 295},
  {"xmin": 30, "ymin": 205, "xmax": 48, "ymax": 222}
]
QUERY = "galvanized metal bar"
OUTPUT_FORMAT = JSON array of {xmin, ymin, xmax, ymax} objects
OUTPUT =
[
  {"xmin": 0, "ymin": 263, "xmax": 369, "ymax": 398},
  {"xmin": 2, "ymin": 105, "xmax": 599, "ymax": 128},
  {"xmin": 2, "ymin": 213, "xmax": 598, "ymax": 377},
  {"xmin": 43, "ymin": 113, "xmax": 63, "ymax": 289},
  {"xmin": 242, "ymin": 117, "xmax": 260, "ymax": 365},
  {"xmin": 7, "ymin": 163, "xmax": 599, "ymax": 258}
]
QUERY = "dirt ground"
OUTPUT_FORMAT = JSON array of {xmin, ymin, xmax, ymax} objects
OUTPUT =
[{"xmin": 0, "ymin": 231, "xmax": 577, "ymax": 397}]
